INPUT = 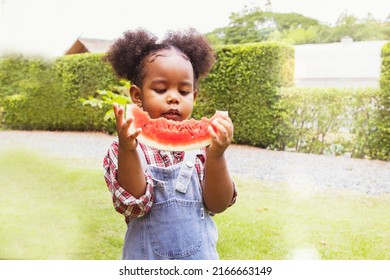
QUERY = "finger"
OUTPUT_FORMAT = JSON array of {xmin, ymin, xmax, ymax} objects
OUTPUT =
[
  {"xmin": 122, "ymin": 116, "xmax": 132, "ymax": 131},
  {"xmin": 113, "ymin": 103, "xmax": 120, "ymax": 117},
  {"xmin": 121, "ymin": 117, "xmax": 143, "ymax": 139},
  {"xmin": 212, "ymin": 119, "xmax": 230, "ymax": 140},
  {"xmin": 113, "ymin": 103, "xmax": 125, "ymax": 131},
  {"xmin": 210, "ymin": 124, "xmax": 228, "ymax": 147},
  {"xmin": 208, "ymin": 125, "xmax": 219, "ymax": 142},
  {"xmin": 217, "ymin": 117, "xmax": 234, "ymax": 137},
  {"xmin": 215, "ymin": 113, "xmax": 232, "ymax": 125},
  {"xmin": 133, "ymin": 127, "xmax": 142, "ymax": 139},
  {"xmin": 217, "ymin": 115, "xmax": 233, "ymax": 129}
]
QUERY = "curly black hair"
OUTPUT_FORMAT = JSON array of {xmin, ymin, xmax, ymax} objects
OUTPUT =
[{"xmin": 105, "ymin": 28, "xmax": 215, "ymax": 88}]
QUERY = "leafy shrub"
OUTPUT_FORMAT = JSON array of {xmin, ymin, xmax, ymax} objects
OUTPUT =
[
  {"xmin": 2, "ymin": 53, "xmax": 118, "ymax": 132},
  {"xmin": 0, "ymin": 55, "xmax": 51, "ymax": 104},
  {"xmin": 1, "ymin": 55, "xmax": 62, "ymax": 129},
  {"xmin": 1, "ymin": 42, "xmax": 388, "ymax": 161},
  {"xmin": 371, "ymin": 41, "xmax": 390, "ymax": 160},
  {"xmin": 194, "ymin": 42, "xmax": 294, "ymax": 148},
  {"xmin": 275, "ymin": 87, "xmax": 382, "ymax": 159},
  {"xmin": 80, "ymin": 80, "xmax": 131, "ymax": 131},
  {"xmin": 52, "ymin": 53, "xmax": 118, "ymax": 131}
]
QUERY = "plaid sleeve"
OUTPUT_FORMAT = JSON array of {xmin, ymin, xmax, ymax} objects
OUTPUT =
[{"xmin": 103, "ymin": 139, "xmax": 154, "ymax": 220}]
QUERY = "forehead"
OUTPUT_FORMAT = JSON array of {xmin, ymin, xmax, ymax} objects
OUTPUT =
[
  {"xmin": 144, "ymin": 49, "xmax": 194, "ymax": 80},
  {"xmin": 147, "ymin": 48, "xmax": 189, "ymax": 63}
]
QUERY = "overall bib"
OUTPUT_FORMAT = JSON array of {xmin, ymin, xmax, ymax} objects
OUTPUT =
[{"xmin": 122, "ymin": 147, "xmax": 219, "ymax": 260}]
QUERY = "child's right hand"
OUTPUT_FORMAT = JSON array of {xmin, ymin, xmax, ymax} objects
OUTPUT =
[{"xmin": 113, "ymin": 103, "xmax": 142, "ymax": 151}]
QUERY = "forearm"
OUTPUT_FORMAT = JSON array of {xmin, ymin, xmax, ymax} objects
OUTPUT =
[
  {"xmin": 203, "ymin": 154, "xmax": 234, "ymax": 213},
  {"xmin": 117, "ymin": 146, "xmax": 146, "ymax": 198}
]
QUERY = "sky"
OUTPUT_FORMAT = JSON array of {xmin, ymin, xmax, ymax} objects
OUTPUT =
[{"xmin": 0, "ymin": 0, "xmax": 389, "ymax": 57}]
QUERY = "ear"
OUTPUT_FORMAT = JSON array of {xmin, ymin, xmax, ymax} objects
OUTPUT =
[{"xmin": 130, "ymin": 85, "xmax": 142, "ymax": 108}]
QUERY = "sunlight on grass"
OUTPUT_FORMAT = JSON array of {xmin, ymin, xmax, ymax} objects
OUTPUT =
[
  {"xmin": 0, "ymin": 147, "xmax": 126, "ymax": 260},
  {"xmin": 215, "ymin": 177, "xmax": 390, "ymax": 260},
  {"xmin": 1, "ymin": 147, "xmax": 389, "ymax": 260}
]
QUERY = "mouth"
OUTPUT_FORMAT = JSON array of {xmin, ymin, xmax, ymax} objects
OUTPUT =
[{"xmin": 162, "ymin": 109, "xmax": 181, "ymax": 121}]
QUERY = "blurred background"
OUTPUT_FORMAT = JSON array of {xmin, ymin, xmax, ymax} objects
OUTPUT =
[
  {"xmin": 1, "ymin": 0, "xmax": 389, "ymax": 260},
  {"xmin": 1, "ymin": 0, "xmax": 389, "ymax": 57}
]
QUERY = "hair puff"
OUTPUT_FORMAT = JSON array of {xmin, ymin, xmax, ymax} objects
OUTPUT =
[
  {"xmin": 105, "ymin": 28, "xmax": 215, "ymax": 87},
  {"xmin": 162, "ymin": 28, "xmax": 216, "ymax": 81},
  {"xmin": 105, "ymin": 28, "xmax": 158, "ymax": 82}
]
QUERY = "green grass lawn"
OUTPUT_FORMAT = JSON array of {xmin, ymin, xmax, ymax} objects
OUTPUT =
[
  {"xmin": 215, "ymin": 179, "xmax": 390, "ymax": 259},
  {"xmin": 1, "ymin": 147, "xmax": 389, "ymax": 260},
  {"xmin": 0, "ymin": 147, "xmax": 126, "ymax": 260}
]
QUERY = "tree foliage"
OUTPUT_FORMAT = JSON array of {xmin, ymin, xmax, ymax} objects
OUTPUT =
[{"xmin": 206, "ymin": 6, "xmax": 390, "ymax": 45}]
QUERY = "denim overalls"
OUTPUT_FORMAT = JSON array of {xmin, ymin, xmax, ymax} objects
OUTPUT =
[{"xmin": 122, "ymin": 146, "xmax": 219, "ymax": 260}]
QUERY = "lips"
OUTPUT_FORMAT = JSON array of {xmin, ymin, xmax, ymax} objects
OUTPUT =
[{"xmin": 162, "ymin": 109, "xmax": 181, "ymax": 120}]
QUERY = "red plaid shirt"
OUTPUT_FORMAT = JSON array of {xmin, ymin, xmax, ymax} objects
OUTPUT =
[{"xmin": 103, "ymin": 138, "xmax": 237, "ymax": 224}]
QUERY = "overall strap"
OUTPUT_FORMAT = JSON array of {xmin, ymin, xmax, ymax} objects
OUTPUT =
[{"xmin": 175, "ymin": 149, "xmax": 201, "ymax": 194}]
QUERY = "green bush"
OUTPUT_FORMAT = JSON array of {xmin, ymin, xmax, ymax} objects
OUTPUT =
[
  {"xmin": 0, "ymin": 55, "xmax": 62, "ymax": 129},
  {"xmin": 275, "ymin": 87, "xmax": 381, "ymax": 159},
  {"xmin": 52, "ymin": 53, "xmax": 118, "ymax": 131},
  {"xmin": 2, "ymin": 69, "xmax": 67, "ymax": 130},
  {"xmin": 0, "ymin": 55, "xmax": 51, "ymax": 104},
  {"xmin": 1, "ymin": 53, "xmax": 118, "ymax": 132},
  {"xmin": 194, "ymin": 42, "xmax": 294, "ymax": 148},
  {"xmin": 54, "ymin": 53, "xmax": 117, "ymax": 101},
  {"xmin": 372, "ymin": 41, "xmax": 390, "ymax": 161},
  {"xmin": 2, "ymin": 43, "xmax": 387, "ymax": 161},
  {"xmin": 1, "ymin": 44, "xmax": 294, "ymax": 141}
]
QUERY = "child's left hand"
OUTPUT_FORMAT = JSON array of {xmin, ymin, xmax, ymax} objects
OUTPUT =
[{"xmin": 207, "ymin": 114, "xmax": 234, "ymax": 157}]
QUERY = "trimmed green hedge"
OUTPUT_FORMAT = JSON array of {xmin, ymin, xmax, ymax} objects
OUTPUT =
[
  {"xmin": 275, "ymin": 87, "xmax": 381, "ymax": 159},
  {"xmin": 52, "ymin": 53, "xmax": 118, "ymax": 131},
  {"xmin": 373, "ymin": 41, "xmax": 390, "ymax": 161},
  {"xmin": 1, "ymin": 44, "xmax": 294, "ymax": 141},
  {"xmin": 193, "ymin": 42, "xmax": 294, "ymax": 148},
  {"xmin": 2, "ymin": 53, "xmax": 118, "ymax": 131},
  {"xmin": 0, "ymin": 55, "xmax": 51, "ymax": 104},
  {"xmin": 1, "ymin": 41, "xmax": 388, "ymax": 161}
]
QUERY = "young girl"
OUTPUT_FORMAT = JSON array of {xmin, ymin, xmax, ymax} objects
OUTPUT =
[{"xmin": 103, "ymin": 28, "xmax": 237, "ymax": 260}]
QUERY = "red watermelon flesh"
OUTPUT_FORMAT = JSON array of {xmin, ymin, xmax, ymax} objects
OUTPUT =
[{"xmin": 126, "ymin": 104, "xmax": 227, "ymax": 151}]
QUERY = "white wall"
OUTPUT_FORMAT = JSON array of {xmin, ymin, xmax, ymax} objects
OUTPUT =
[{"xmin": 294, "ymin": 40, "xmax": 388, "ymax": 88}]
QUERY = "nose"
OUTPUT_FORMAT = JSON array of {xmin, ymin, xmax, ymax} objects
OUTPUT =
[{"xmin": 167, "ymin": 90, "xmax": 180, "ymax": 104}]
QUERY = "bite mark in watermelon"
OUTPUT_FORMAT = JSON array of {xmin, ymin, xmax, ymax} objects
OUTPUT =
[{"xmin": 126, "ymin": 104, "xmax": 227, "ymax": 151}]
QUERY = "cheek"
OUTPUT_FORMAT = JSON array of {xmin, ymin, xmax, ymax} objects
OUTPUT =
[
  {"xmin": 142, "ymin": 100, "xmax": 164, "ymax": 118},
  {"xmin": 184, "ymin": 97, "xmax": 195, "ymax": 114}
]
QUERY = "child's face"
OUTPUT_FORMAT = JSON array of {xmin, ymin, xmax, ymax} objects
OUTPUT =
[{"xmin": 131, "ymin": 49, "xmax": 197, "ymax": 121}]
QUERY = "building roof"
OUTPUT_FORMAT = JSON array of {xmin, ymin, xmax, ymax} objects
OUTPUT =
[
  {"xmin": 65, "ymin": 38, "xmax": 114, "ymax": 55},
  {"xmin": 294, "ymin": 39, "xmax": 388, "ymax": 88}
]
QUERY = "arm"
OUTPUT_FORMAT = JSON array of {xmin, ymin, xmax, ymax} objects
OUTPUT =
[
  {"xmin": 113, "ymin": 103, "xmax": 146, "ymax": 198},
  {"xmin": 103, "ymin": 140, "xmax": 154, "ymax": 219},
  {"xmin": 203, "ymin": 115, "xmax": 235, "ymax": 213}
]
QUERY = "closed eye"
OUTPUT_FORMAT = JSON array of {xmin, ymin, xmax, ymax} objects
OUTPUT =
[{"xmin": 153, "ymin": 88, "xmax": 167, "ymax": 94}]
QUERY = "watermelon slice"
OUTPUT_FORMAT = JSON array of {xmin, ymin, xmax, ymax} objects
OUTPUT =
[{"xmin": 126, "ymin": 104, "xmax": 227, "ymax": 151}]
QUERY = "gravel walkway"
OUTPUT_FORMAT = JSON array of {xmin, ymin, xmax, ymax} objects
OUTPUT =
[{"xmin": 1, "ymin": 130, "xmax": 389, "ymax": 195}]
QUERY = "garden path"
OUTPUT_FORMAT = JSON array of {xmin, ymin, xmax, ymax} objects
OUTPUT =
[{"xmin": 1, "ymin": 130, "xmax": 389, "ymax": 194}]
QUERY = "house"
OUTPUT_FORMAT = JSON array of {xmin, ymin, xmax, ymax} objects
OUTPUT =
[
  {"xmin": 65, "ymin": 38, "xmax": 114, "ymax": 55},
  {"xmin": 294, "ymin": 39, "xmax": 388, "ymax": 88}
]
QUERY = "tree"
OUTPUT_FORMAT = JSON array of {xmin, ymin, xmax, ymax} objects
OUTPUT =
[
  {"xmin": 205, "ymin": 7, "xmax": 390, "ymax": 45},
  {"xmin": 356, "ymin": 13, "xmax": 388, "ymax": 40},
  {"xmin": 206, "ymin": 7, "xmax": 321, "ymax": 45}
]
